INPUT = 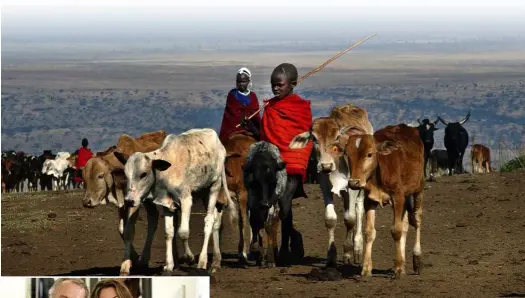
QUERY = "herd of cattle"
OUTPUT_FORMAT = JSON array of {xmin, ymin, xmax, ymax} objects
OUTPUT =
[{"xmin": 1, "ymin": 103, "xmax": 495, "ymax": 279}]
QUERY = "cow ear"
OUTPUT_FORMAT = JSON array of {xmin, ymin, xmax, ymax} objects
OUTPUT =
[
  {"xmin": 376, "ymin": 141, "xmax": 399, "ymax": 156},
  {"xmin": 113, "ymin": 152, "xmax": 130, "ymax": 165},
  {"xmin": 277, "ymin": 161, "xmax": 286, "ymax": 171},
  {"xmin": 289, "ymin": 131, "xmax": 312, "ymax": 149},
  {"xmin": 339, "ymin": 125, "xmax": 365, "ymax": 136},
  {"xmin": 152, "ymin": 159, "xmax": 171, "ymax": 171}
]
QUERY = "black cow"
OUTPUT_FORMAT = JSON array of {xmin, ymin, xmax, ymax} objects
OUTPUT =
[
  {"xmin": 437, "ymin": 111, "xmax": 471, "ymax": 175},
  {"xmin": 428, "ymin": 149, "xmax": 449, "ymax": 180},
  {"xmin": 415, "ymin": 118, "xmax": 439, "ymax": 179},
  {"xmin": 243, "ymin": 141, "xmax": 304, "ymax": 267},
  {"xmin": 38, "ymin": 150, "xmax": 56, "ymax": 191},
  {"xmin": 25, "ymin": 156, "xmax": 41, "ymax": 191}
]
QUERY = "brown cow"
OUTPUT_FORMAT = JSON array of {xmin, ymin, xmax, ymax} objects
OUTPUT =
[
  {"xmin": 81, "ymin": 130, "xmax": 168, "ymax": 272},
  {"xmin": 333, "ymin": 123, "xmax": 424, "ymax": 279},
  {"xmin": 222, "ymin": 131, "xmax": 258, "ymax": 265},
  {"xmin": 471, "ymin": 144, "xmax": 491, "ymax": 174},
  {"xmin": 289, "ymin": 104, "xmax": 373, "ymax": 267}
]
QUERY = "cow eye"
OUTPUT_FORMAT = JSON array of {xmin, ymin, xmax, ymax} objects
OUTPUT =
[
  {"xmin": 140, "ymin": 172, "xmax": 147, "ymax": 179},
  {"xmin": 367, "ymin": 153, "xmax": 373, "ymax": 158},
  {"xmin": 331, "ymin": 145, "xmax": 339, "ymax": 152},
  {"xmin": 98, "ymin": 173, "xmax": 104, "ymax": 179}
]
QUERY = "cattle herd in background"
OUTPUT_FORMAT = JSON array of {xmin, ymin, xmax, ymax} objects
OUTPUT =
[
  {"xmin": 0, "ymin": 103, "xmax": 497, "ymax": 278},
  {"xmin": 1, "ymin": 146, "xmax": 117, "ymax": 193}
]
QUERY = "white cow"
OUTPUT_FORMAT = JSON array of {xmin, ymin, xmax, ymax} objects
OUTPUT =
[
  {"xmin": 42, "ymin": 152, "xmax": 73, "ymax": 190},
  {"xmin": 113, "ymin": 128, "xmax": 237, "ymax": 275}
]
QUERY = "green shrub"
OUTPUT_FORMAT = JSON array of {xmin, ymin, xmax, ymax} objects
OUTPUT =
[{"xmin": 500, "ymin": 155, "xmax": 525, "ymax": 172}]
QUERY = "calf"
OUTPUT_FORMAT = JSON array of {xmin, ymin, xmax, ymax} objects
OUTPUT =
[
  {"xmin": 289, "ymin": 104, "xmax": 373, "ymax": 267},
  {"xmin": 334, "ymin": 123, "xmax": 424, "ymax": 279},
  {"xmin": 81, "ymin": 130, "xmax": 168, "ymax": 274},
  {"xmin": 243, "ymin": 141, "xmax": 288, "ymax": 267},
  {"xmin": 222, "ymin": 131, "xmax": 258, "ymax": 265},
  {"xmin": 438, "ymin": 111, "xmax": 470, "ymax": 175},
  {"xmin": 429, "ymin": 149, "xmax": 449, "ymax": 179},
  {"xmin": 114, "ymin": 128, "xmax": 237, "ymax": 275},
  {"xmin": 471, "ymin": 144, "xmax": 491, "ymax": 174}
]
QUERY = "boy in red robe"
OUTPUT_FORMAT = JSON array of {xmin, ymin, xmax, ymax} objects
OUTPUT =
[
  {"xmin": 219, "ymin": 67, "xmax": 261, "ymax": 144},
  {"xmin": 257, "ymin": 63, "xmax": 313, "ymax": 265},
  {"xmin": 74, "ymin": 138, "xmax": 93, "ymax": 187}
]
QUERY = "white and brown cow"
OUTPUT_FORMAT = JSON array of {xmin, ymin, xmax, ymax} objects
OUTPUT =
[
  {"xmin": 289, "ymin": 104, "xmax": 373, "ymax": 267},
  {"xmin": 113, "ymin": 128, "xmax": 237, "ymax": 275},
  {"xmin": 81, "ymin": 130, "xmax": 168, "ymax": 274},
  {"xmin": 333, "ymin": 123, "xmax": 425, "ymax": 279}
]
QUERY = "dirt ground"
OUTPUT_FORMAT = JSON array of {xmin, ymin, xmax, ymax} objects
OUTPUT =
[{"xmin": 2, "ymin": 170, "xmax": 525, "ymax": 297}]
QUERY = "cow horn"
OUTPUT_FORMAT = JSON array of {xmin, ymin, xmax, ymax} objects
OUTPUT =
[
  {"xmin": 417, "ymin": 118, "xmax": 422, "ymax": 125},
  {"xmin": 437, "ymin": 116, "xmax": 448, "ymax": 125},
  {"xmin": 433, "ymin": 118, "xmax": 439, "ymax": 125},
  {"xmin": 308, "ymin": 125, "xmax": 315, "ymax": 140},
  {"xmin": 459, "ymin": 110, "xmax": 471, "ymax": 125}
]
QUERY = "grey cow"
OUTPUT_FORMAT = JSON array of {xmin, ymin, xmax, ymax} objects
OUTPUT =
[{"xmin": 114, "ymin": 128, "xmax": 237, "ymax": 275}]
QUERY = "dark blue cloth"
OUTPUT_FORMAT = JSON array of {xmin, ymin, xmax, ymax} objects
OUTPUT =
[{"xmin": 232, "ymin": 88, "xmax": 251, "ymax": 106}]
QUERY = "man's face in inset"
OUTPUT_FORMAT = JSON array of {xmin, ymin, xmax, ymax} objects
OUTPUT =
[{"xmin": 52, "ymin": 281, "xmax": 87, "ymax": 298}]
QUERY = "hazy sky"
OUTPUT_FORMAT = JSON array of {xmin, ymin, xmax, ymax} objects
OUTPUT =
[{"xmin": 2, "ymin": 2, "xmax": 525, "ymax": 44}]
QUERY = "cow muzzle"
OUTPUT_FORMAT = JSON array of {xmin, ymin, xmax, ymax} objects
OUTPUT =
[
  {"xmin": 348, "ymin": 179, "xmax": 363, "ymax": 190},
  {"xmin": 82, "ymin": 198, "xmax": 95, "ymax": 208},
  {"xmin": 320, "ymin": 163, "xmax": 333, "ymax": 173}
]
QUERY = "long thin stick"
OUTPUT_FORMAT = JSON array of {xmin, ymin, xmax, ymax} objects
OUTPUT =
[{"xmin": 235, "ymin": 33, "xmax": 377, "ymax": 128}]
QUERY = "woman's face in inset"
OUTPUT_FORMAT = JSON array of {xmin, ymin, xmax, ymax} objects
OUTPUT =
[
  {"xmin": 99, "ymin": 287, "xmax": 119, "ymax": 298},
  {"xmin": 236, "ymin": 73, "xmax": 250, "ymax": 93}
]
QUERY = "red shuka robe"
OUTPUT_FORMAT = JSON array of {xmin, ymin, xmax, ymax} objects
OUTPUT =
[
  {"xmin": 74, "ymin": 146, "xmax": 93, "ymax": 183},
  {"xmin": 219, "ymin": 89, "xmax": 261, "ymax": 144},
  {"xmin": 260, "ymin": 93, "xmax": 313, "ymax": 182}
]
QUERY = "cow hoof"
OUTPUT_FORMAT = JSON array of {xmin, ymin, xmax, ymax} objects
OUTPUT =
[
  {"xmin": 360, "ymin": 267, "xmax": 373, "ymax": 278},
  {"xmin": 266, "ymin": 262, "xmax": 276, "ymax": 268},
  {"xmin": 120, "ymin": 260, "xmax": 132, "ymax": 276},
  {"xmin": 184, "ymin": 254, "xmax": 195, "ymax": 265},
  {"xmin": 238, "ymin": 257, "xmax": 249, "ymax": 268},
  {"xmin": 413, "ymin": 255, "xmax": 422, "ymax": 275},
  {"xmin": 163, "ymin": 263, "xmax": 174, "ymax": 273},
  {"xmin": 342, "ymin": 253, "xmax": 352, "ymax": 265},
  {"xmin": 326, "ymin": 257, "xmax": 338, "ymax": 268},
  {"xmin": 392, "ymin": 270, "xmax": 405, "ymax": 280}
]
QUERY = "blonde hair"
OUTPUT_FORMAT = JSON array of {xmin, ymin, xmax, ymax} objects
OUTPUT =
[
  {"xmin": 48, "ymin": 278, "xmax": 89, "ymax": 298},
  {"xmin": 90, "ymin": 279, "xmax": 134, "ymax": 298}
]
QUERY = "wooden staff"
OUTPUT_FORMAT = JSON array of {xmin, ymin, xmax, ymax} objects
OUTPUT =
[{"xmin": 235, "ymin": 33, "xmax": 377, "ymax": 128}]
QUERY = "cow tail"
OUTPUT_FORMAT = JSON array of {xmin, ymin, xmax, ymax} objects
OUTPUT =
[{"xmin": 221, "ymin": 166, "xmax": 238, "ymax": 226}]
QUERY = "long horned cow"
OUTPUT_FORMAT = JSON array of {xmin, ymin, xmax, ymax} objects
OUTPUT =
[{"xmin": 437, "ymin": 111, "xmax": 471, "ymax": 175}]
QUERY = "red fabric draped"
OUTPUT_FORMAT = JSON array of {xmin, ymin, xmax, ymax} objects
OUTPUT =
[
  {"xmin": 76, "ymin": 147, "xmax": 93, "ymax": 169},
  {"xmin": 219, "ymin": 90, "xmax": 261, "ymax": 144},
  {"xmin": 260, "ymin": 93, "xmax": 313, "ymax": 182},
  {"xmin": 74, "ymin": 147, "xmax": 93, "ymax": 183}
]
